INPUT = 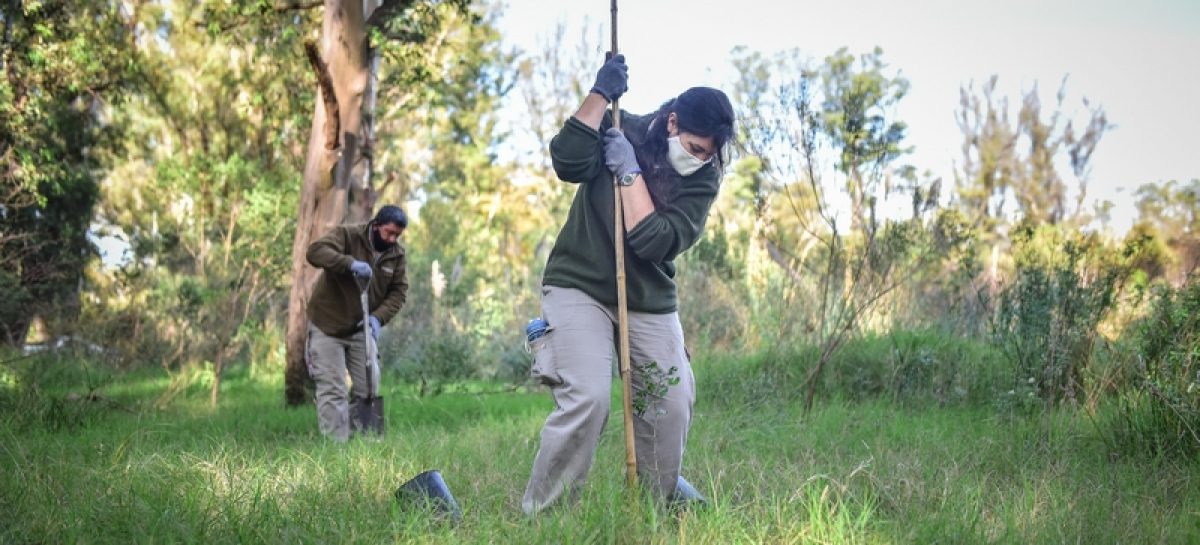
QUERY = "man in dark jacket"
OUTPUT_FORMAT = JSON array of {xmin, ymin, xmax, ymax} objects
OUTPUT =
[{"xmin": 306, "ymin": 205, "xmax": 409, "ymax": 442}]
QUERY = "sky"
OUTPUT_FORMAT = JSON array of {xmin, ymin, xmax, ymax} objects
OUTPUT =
[{"xmin": 495, "ymin": 0, "xmax": 1200, "ymax": 233}]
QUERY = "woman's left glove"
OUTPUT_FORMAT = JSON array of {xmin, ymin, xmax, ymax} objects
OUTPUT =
[
  {"xmin": 604, "ymin": 128, "xmax": 641, "ymax": 179},
  {"xmin": 590, "ymin": 54, "xmax": 628, "ymax": 103}
]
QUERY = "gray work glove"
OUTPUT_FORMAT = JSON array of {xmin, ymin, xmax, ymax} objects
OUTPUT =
[
  {"xmin": 368, "ymin": 315, "xmax": 381, "ymax": 341},
  {"xmin": 589, "ymin": 53, "xmax": 628, "ymax": 103},
  {"xmin": 604, "ymin": 128, "xmax": 641, "ymax": 178},
  {"xmin": 349, "ymin": 259, "xmax": 373, "ymax": 280}
]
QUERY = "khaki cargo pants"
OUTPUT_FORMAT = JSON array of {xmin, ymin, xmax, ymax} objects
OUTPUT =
[
  {"xmin": 522, "ymin": 286, "xmax": 696, "ymax": 515},
  {"xmin": 307, "ymin": 322, "xmax": 373, "ymax": 443}
]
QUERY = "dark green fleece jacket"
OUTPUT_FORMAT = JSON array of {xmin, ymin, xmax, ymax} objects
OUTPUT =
[
  {"xmin": 306, "ymin": 223, "xmax": 408, "ymax": 337},
  {"xmin": 542, "ymin": 111, "xmax": 721, "ymax": 313}
]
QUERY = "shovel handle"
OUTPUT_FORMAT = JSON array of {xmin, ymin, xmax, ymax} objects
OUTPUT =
[
  {"xmin": 609, "ymin": 0, "xmax": 637, "ymax": 490},
  {"xmin": 358, "ymin": 280, "xmax": 378, "ymax": 398}
]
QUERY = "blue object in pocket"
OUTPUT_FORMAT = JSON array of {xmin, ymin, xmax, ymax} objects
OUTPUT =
[{"xmin": 526, "ymin": 317, "xmax": 550, "ymax": 344}]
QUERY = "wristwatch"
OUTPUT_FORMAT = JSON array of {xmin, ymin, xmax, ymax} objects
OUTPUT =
[{"xmin": 616, "ymin": 171, "xmax": 640, "ymax": 186}]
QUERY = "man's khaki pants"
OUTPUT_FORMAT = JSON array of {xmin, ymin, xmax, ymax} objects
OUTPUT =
[
  {"xmin": 307, "ymin": 322, "xmax": 372, "ymax": 443},
  {"xmin": 522, "ymin": 286, "xmax": 696, "ymax": 515}
]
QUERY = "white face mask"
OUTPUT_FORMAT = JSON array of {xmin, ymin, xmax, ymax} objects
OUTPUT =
[{"xmin": 667, "ymin": 136, "xmax": 711, "ymax": 176}]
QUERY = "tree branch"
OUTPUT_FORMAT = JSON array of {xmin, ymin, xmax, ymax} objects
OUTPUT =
[
  {"xmin": 304, "ymin": 41, "xmax": 340, "ymax": 151},
  {"xmin": 275, "ymin": 1, "xmax": 323, "ymax": 11},
  {"xmin": 378, "ymin": 29, "xmax": 428, "ymax": 43},
  {"xmin": 366, "ymin": 0, "xmax": 419, "ymax": 30}
]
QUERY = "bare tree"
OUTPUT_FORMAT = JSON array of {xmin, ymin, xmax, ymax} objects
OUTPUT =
[
  {"xmin": 734, "ymin": 47, "xmax": 947, "ymax": 412},
  {"xmin": 955, "ymin": 76, "xmax": 1110, "ymax": 232}
]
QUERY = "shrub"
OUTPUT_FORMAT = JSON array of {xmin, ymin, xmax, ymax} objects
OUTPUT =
[
  {"xmin": 1103, "ymin": 278, "xmax": 1200, "ymax": 458},
  {"xmin": 824, "ymin": 329, "xmax": 1005, "ymax": 406},
  {"xmin": 0, "ymin": 353, "xmax": 116, "ymax": 431},
  {"xmin": 697, "ymin": 330, "xmax": 1007, "ymax": 409},
  {"xmin": 993, "ymin": 224, "xmax": 1124, "ymax": 407},
  {"xmin": 386, "ymin": 327, "xmax": 475, "ymax": 396}
]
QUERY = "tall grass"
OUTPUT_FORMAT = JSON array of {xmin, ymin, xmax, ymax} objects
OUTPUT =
[{"xmin": 1, "ymin": 345, "xmax": 1197, "ymax": 544}]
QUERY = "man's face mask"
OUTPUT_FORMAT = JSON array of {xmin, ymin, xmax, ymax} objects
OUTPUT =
[
  {"xmin": 667, "ymin": 136, "xmax": 711, "ymax": 177},
  {"xmin": 370, "ymin": 228, "xmax": 390, "ymax": 252},
  {"xmin": 371, "ymin": 224, "xmax": 403, "ymax": 252}
]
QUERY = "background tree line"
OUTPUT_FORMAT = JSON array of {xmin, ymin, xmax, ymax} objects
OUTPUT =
[{"xmin": 2, "ymin": 0, "xmax": 1196, "ymax": 455}]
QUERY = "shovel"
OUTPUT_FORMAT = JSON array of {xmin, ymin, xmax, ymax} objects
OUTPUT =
[{"xmin": 353, "ymin": 278, "xmax": 385, "ymax": 436}]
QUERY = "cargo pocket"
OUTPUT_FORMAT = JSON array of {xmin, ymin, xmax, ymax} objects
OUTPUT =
[{"xmin": 528, "ymin": 328, "xmax": 563, "ymax": 387}]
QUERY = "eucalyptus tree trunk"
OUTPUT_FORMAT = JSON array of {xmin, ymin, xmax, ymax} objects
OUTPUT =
[{"xmin": 285, "ymin": 0, "xmax": 382, "ymax": 406}]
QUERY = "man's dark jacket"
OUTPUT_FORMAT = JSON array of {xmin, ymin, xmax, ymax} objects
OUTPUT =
[{"xmin": 306, "ymin": 223, "xmax": 408, "ymax": 337}]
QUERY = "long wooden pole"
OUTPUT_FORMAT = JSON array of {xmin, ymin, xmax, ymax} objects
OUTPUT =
[{"xmin": 609, "ymin": 0, "xmax": 637, "ymax": 488}]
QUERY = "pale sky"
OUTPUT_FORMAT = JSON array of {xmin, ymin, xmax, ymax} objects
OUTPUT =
[{"xmin": 496, "ymin": 0, "xmax": 1200, "ymax": 233}]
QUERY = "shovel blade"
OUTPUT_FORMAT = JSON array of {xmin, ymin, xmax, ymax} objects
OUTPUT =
[
  {"xmin": 395, "ymin": 469, "xmax": 462, "ymax": 523},
  {"xmin": 670, "ymin": 475, "xmax": 709, "ymax": 510},
  {"xmin": 351, "ymin": 395, "xmax": 385, "ymax": 436}
]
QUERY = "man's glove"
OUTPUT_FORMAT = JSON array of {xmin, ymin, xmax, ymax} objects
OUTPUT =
[
  {"xmin": 590, "ymin": 54, "xmax": 628, "ymax": 103},
  {"xmin": 604, "ymin": 128, "xmax": 641, "ymax": 179},
  {"xmin": 350, "ymin": 260, "xmax": 373, "ymax": 280},
  {"xmin": 368, "ymin": 315, "xmax": 381, "ymax": 341}
]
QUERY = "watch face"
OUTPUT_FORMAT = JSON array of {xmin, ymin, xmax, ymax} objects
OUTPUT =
[{"xmin": 619, "ymin": 172, "xmax": 638, "ymax": 186}]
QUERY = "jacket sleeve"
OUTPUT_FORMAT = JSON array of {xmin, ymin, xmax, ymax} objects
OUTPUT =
[
  {"xmin": 549, "ymin": 116, "xmax": 610, "ymax": 184},
  {"xmin": 306, "ymin": 226, "xmax": 355, "ymax": 273},
  {"xmin": 372, "ymin": 249, "xmax": 408, "ymax": 325},
  {"xmin": 625, "ymin": 169, "xmax": 720, "ymax": 263}
]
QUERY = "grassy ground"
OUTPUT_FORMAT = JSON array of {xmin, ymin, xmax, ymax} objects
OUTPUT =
[{"xmin": 1, "ymin": 358, "xmax": 1197, "ymax": 544}]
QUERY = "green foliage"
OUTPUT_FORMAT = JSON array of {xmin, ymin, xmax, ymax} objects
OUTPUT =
[
  {"xmin": 0, "ymin": 353, "xmax": 117, "ymax": 432},
  {"xmin": 0, "ymin": 0, "xmax": 136, "ymax": 345},
  {"xmin": 993, "ymin": 224, "xmax": 1126, "ymax": 407},
  {"xmin": 819, "ymin": 47, "xmax": 911, "ymax": 183},
  {"xmin": 688, "ymin": 225, "xmax": 742, "ymax": 282},
  {"xmin": 631, "ymin": 361, "xmax": 680, "ymax": 417},
  {"xmin": 380, "ymin": 3, "xmax": 561, "ymax": 390},
  {"xmin": 730, "ymin": 46, "xmax": 973, "ymax": 412},
  {"xmin": 699, "ymin": 329, "xmax": 1008, "ymax": 410},
  {"xmin": 388, "ymin": 328, "xmax": 475, "ymax": 397},
  {"xmin": 0, "ymin": 263, "xmax": 34, "ymax": 343},
  {"xmin": 78, "ymin": 0, "xmax": 314, "ymax": 375},
  {"xmin": 826, "ymin": 329, "xmax": 1008, "ymax": 406},
  {"xmin": 84, "ymin": 152, "xmax": 296, "ymax": 370},
  {"xmin": 1122, "ymin": 222, "xmax": 1173, "ymax": 287},
  {"xmin": 892, "ymin": 208, "xmax": 990, "ymax": 334},
  {"xmin": 1131, "ymin": 179, "xmax": 1200, "ymax": 284},
  {"xmin": 0, "ymin": 114, "xmax": 102, "ymax": 344},
  {"xmin": 677, "ymin": 225, "xmax": 752, "ymax": 352},
  {"xmin": 1103, "ymin": 278, "xmax": 1200, "ymax": 458},
  {"xmin": 136, "ymin": 0, "xmax": 319, "ymax": 164},
  {"xmin": 1, "ymin": 1, "xmax": 134, "ymax": 204}
]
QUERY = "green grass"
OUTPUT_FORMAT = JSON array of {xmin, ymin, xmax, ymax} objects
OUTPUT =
[{"xmin": 1, "ymin": 358, "xmax": 1197, "ymax": 544}]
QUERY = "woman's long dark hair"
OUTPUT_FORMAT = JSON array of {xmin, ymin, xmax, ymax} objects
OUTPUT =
[{"xmin": 636, "ymin": 87, "xmax": 735, "ymax": 208}]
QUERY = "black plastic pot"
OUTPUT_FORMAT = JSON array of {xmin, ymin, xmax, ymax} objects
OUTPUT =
[{"xmin": 394, "ymin": 469, "xmax": 463, "ymax": 523}]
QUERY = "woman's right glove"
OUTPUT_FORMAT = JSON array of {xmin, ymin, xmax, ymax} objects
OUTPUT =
[
  {"xmin": 604, "ymin": 128, "xmax": 641, "ymax": 179},
  {"xmin": 590, "ymin": 54, "xmax": 628, "ymax": 103}
]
